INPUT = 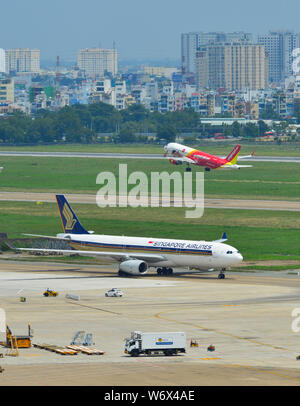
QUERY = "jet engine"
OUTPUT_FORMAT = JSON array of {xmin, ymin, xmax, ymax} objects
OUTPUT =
[
  {"xmin": 119, "ymin": 260, "xmax": 148, "ymax": 275},
  {"xmin": 169, "ymin": 158, "xmax": 183, "ymax": 165}
]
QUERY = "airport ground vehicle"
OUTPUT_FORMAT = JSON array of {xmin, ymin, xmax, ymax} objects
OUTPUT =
[
  {"xmin": 105, "ymin": 288, "xmax": 123, "ymax": 297},
  {"xmin": 43, "ymin": 289, "xmax": 59, "ymax": 297},
  {"xmin": 124, "ymin": 331, "xmax": 186, "ymax": 357}
]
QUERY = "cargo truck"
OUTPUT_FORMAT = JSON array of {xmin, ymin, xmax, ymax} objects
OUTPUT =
[{"xmin": 124, "ymin": 331, "xmax": 186, "ymax": 357}]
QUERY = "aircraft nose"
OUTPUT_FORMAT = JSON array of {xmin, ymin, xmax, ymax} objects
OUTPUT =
[{"xmin": 235, "ymin": 253, "xmax": 243, "ymax": 263}]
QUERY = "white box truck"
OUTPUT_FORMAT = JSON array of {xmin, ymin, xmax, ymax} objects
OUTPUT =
[{"xmin": 124, "ymin": 331, "xmax": 186, "ymax": 357}]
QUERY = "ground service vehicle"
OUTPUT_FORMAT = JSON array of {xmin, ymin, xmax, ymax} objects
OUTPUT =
[
  {"xmin": 124, "ymin": 331, "xmax": 186, "ymax": 357},
  {"xmin": 105, "ymin": 288, "xmax": 123, "ymax": 297},
  {"xmin": 43, "ymin": 289, "xmax": 59, "ymax": 297}
]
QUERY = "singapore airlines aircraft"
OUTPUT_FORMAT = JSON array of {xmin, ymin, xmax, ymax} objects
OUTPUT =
[
  {"xmin": 20, "ymin": 194, "xmax": 243, "ymax": 279},
  {"xmin": 164, "ymin": 142, "xmax": 254, "ymax": 171}
]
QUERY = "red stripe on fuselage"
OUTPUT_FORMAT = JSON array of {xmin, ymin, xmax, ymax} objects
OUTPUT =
[{"xmin": 187, "ymin": 150, "xmax": 227, "ymax": 169}]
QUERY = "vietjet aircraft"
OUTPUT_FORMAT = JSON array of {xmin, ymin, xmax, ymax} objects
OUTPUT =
[
  {"xmin": 19, "ymin": 194, "xmax": 243, "ymax": 279},
  {"xmin": 164, "ymin": 142, "xmax": 254, "ymax": 171}
]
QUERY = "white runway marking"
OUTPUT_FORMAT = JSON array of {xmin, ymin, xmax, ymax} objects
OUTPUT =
[{"xmin": 0, "ymin": 271, "xmax": 180, "ymax": 297}]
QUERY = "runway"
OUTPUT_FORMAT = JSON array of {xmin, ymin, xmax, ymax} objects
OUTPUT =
[
  {"xmin": 0, "ymin": 150, "xmax": 300, "ymax": 162},
  {"xmin": 0, "ymin": 191, "xmax": 299, "ymax": 211}
]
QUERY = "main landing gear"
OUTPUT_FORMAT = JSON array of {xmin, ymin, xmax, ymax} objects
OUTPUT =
[
  {"xmin": 157, "ymin": 267, "xmax": 173, "ymax": 276},
  {"xmin": 218, "ymin": 268, "xmax": 226, "ymax": 279},
  {"xmin": 186, "ymin": 165, "xmax": 192, "ymax": 172}
]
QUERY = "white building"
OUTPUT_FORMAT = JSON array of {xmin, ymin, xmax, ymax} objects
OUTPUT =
[
  {"xmin": 0, "ymin": 49, "xmax": 5, "ymax": 73},
  {"xmin": 88, "ymin": 79, "xmax": 115, "ymax": 105},
  {"xmin": 5, "ymin": 48, "xmax": 40, "ymax": 74},
  {"xmin": 258, "ymin": 31, "xmax": 300, "ymax": 83},
  {"xmin": 114, "ymin": 80, "xmax": 127, "ymax": 110},
  {"xmin": 78, "ymin": 48, "xmax": 118, "ymax": 78},
  {"xmin": 145, "ymin": 81, "xmax": 158, "ymax": 101}
]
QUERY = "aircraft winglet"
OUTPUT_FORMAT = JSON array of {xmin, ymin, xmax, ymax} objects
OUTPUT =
[{"xmin": 213, "ymin": 232, "xmax": 228, "ymax": 243}]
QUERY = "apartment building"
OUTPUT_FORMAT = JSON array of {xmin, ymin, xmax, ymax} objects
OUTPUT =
[
  {"xmin": 78, "ymin": 48, "xmax": 118, "ymax": 78},
  {"xmin": 5, "ymin": 48, "xmax": 40, "ymax": 74},
  {"xmin": 196, "ymin": 44, "xmax": 268, "ymax": 91},
  {"xmin": 181, "ymin": 31, "xmax": 253, "ymax": 74},
  {"xmin": 0, "ymin": 49, "xmax": 5, "ymax": 73},
  {"xmin": 258, "ymin": 31, "xmax": 300, "ymax": 83}
]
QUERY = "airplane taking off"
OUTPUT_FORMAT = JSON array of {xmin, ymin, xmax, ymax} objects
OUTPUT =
[
  {"xmin": 164, "ymin": 142, "xmax": 254, "ymax": 171},
  {"xmin": 19, "ymin": 194, "xmax": 243, "ymax": 279}
]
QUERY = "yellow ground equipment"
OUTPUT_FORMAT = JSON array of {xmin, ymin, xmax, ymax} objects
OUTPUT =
[
  {"xmin": 1, "ymin": 323, "xmax": 33, "ymax": 349},
  {"xmin": 43, "ymin": 289, "xmax": 59, "ymax": 297},
  {"xmin": 190, "ymin": 339, "xmax": 199, "ymax": 347}
]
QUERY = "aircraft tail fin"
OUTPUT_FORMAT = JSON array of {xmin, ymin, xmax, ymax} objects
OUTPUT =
[
  {"xmin": 55, "ymin": 194, "xmax": 89, "ymax": 234},
  {"xmin": 226, "ymin": 145, "xmax": 241, "ymax": 165}
]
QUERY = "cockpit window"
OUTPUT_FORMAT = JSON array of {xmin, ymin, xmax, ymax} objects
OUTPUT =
[{"xmin": 226, "ymin": 251, "xmax": 233, "ymax": 254}]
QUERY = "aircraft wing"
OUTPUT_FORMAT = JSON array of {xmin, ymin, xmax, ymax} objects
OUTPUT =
[
  {"xmin": 238, "ymin": 154, "xmax": 255, "ymax": 160},
  {"xmin": 17, "ymin": 248, "xmax": 167, "ymax": 264},
  {"xmin": 219, "ymin": 151, "xmax": 255, "ymax": 160},
  {"xmin": 23, "ymin": 233, "xmax": 69, "ymax": 240}
]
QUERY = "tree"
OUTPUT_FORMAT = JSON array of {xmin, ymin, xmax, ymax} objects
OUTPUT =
[
  {"xmin": 156, "ymin": 124, "xmax": 177, "ymax": 142},
  {"xmin": 258, "ymin": 120, "xmax": 269, "ymax": 137},
  {"xmin": 243, "ymin": 122, "xmax": 258, "ymax": 138},
  {"xmin": 231, "ymin": 121, "xmax": 242, "ymax": 138}
]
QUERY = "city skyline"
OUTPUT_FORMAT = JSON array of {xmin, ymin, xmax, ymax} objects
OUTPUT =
[{"xmin": 1, "ymin": 0, "xmax": 300, "ymax": 62}]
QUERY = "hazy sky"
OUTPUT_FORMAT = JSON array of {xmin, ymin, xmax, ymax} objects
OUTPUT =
[{"xmin": 1, "ymin": 0, "xmax": 300, "ymax": 62}]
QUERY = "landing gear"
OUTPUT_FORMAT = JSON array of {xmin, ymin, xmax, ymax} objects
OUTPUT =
[
  {"xmin": 186, "ymin": 165, "xmax": 192, "ymax": 172},
  {"xmin": 157, "ymin": 267, "xmax": 173, "ymax": 276},
  {"xmin": 205, "ymin": 167, "xmax": 211, "ymax": 172},
  {"xmin": 218, "ymin": 268, "xmax": 226, "ymax": 279}
]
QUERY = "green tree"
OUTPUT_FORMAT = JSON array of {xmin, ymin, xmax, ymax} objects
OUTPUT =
[{"xmin": 156, "ymin": 124, "xmax": 177, "ymax": 142}]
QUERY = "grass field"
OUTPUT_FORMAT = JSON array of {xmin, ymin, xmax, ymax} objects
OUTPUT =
[
  {"xmin": 0, "ymin": 156, "xmax": 300, "ymax": 200},
  {"xmin": 1, "ymin": 141, "xmax": 300, "ymax": 156},
  {"xmin": 1, "ymin": 201, "xmax": 300, "ymax": 262},
  {"xmin": 0, "ymin": 147, "xmax": 299, "ymax": 269}
]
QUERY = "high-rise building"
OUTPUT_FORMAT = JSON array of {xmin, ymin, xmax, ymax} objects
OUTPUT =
[
  {"xmin": 78, "ymin": 48, "xmax": 118, "ymax": 78},
  {"xmin": 258, "ymin": 31, "xmax": 300, "ymax": 83},
  {"xmin": 0, "ymin": 49, "xmax": 5, "ymax": 73},
  {"xmin": 196, "ymin": 44, "xmax": 268, "ymax": 91},
  {"xmin": 5, "ymin": 49, "xmax": 40, "ymax": 74},
  {"xmin": 181, "ymin": 31, "xmax": 253, "ymax": 75}
]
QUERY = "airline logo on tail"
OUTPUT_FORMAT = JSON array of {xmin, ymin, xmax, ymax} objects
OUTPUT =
[{"xmin": 62, "ymin": 203, "xmax": 77, "ymax": 231}]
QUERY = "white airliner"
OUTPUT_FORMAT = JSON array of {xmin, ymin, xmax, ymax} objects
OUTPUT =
[
  {"xmin": 164, "ymin": 142, "xmax": 254, "ymax": 171},
  {"xmin": 19, "ymin": 194, "xmax": 243, "ymax": 279}
]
